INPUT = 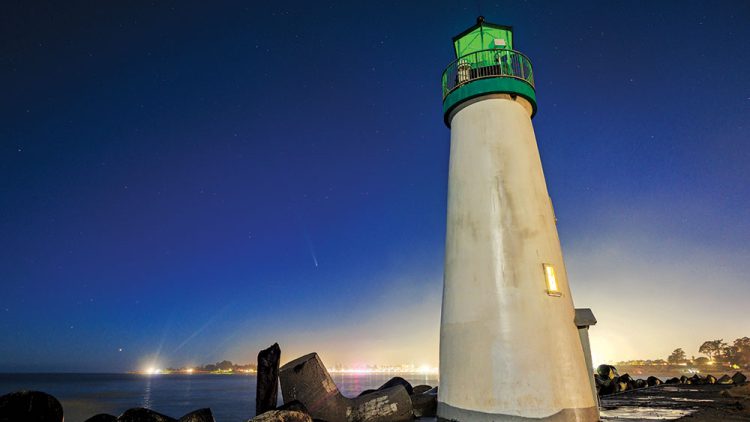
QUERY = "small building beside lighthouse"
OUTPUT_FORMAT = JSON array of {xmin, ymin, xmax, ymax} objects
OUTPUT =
[{"xmin": 438, "ymin": 17, "xmax": 599, "ymax": 421}]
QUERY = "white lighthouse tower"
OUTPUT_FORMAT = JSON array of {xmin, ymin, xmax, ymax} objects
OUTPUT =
[{"xmin": 438, "ymin": 17, "xmax": 599, "ymax": 421}]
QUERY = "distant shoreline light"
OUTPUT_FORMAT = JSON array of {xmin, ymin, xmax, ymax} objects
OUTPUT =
[
  {"xmin": 136, "ymin": 367, "xmax": 258, "ymax": 375},
  {"xmin": 134, "ymin": 364, "xmax": 439, "ymax": 376},
  {"xmin": 328, "ymin": 365, "xmax": 438, "ymax": 375}
]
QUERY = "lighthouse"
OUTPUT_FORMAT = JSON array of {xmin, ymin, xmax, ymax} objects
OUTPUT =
[{"xmin": 438, "ymin": 17, "xmax": 599, "ymax": 421}]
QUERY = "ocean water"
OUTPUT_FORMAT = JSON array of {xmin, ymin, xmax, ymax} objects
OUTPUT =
[{"xmin": 0, "ymin": 373, "xmax": 439, "ymax": 422}]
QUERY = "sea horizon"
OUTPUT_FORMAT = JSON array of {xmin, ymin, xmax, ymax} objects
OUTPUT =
[{"xmin": 0, "ymin": 372, "xmax": 440, "ymax": 422}]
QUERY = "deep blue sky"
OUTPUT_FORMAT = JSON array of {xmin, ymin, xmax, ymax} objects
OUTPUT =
[{"xmin": 2, "ymin": 1, "xmax": 749, "ymax": 372}]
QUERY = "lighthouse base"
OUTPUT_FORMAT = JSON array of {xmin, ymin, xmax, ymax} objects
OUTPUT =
[{"xmin": 437, "ymin": 402, "xmax": 599, "ymax": 422}]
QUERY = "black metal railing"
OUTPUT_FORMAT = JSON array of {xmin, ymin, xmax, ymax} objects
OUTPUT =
[{"xmin": 442, "ymin": 49, "xmax": 534, "ymax": 99}]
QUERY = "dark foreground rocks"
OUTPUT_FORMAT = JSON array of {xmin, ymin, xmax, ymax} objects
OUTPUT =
[
  {"xmin": 0, "ymin": 390, "xmax": 63, "ymax": 422},
  {"xmin": 117, "ymin": 408, "xmax": 177, "ymax": 422},
  {"xmin": 85, "ymin": 414, "xmax": 118, "ymax": 422},
  {"xmin": 279, "ymin": 353, "xmax": 413, "ymax": 422},
  {"xmin": 594, "ymin": 364, "xmax": 748, "ymax": 399},
  {"xmin": 177, "ymin": 408, "xmax": 215, "ymax": 422},
  {"xmin": 247, "ymin": 410, "xmax": 312, "ymax": 422},
  {"xmin": 113, "ymin": 407, "xmax": 214, "ymax": 422},
  {"xmin": 0, "ymin": 393, "xmax": 215, "ymax": 422}
]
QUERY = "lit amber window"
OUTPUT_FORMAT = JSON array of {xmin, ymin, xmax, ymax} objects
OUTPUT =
[{"xmin": 543, "ymin": 263, "xmax": 561, "ymax": 296}]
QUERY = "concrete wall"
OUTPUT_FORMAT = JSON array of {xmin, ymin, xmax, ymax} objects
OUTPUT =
[{"xmin": 439, "ymin": 94, "xmax": 597, "ymax": 421}]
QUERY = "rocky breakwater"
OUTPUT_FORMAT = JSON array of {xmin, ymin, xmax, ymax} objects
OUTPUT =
[
  {"xmin": 0, "ymin": 390, "xmax": 215, "ymax": 422},
  {"xmin": 248, "ymin": 344, "xmax": 437, "ymax": 422},
  {"xmin": 594, "ymin": 363, "xmax": 747, "ymax": 397}
]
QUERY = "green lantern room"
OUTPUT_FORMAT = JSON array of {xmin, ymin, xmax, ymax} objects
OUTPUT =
[{"xmin": 442, "ymin": 16, "xmax": 537, "ymax": 126}]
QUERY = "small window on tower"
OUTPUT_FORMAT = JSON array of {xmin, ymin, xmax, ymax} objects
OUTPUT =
[
  {"xmin": 494, "ymin": 38, "xmax": 506, "ymax": 47},
  {"xmin": 543, "ymin": 264, "xmax": 561, "ymax": 296}
]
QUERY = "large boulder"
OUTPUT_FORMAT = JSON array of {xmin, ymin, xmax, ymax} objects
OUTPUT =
[
  {"xmin": 595, "ymin": 376, "xmax": 618, "ymax": 396},
  {"xmin": 377, "ymin": 377, "xmax": 413, "ymax": 396},
  {"xmin": 84, "ymin": 413, "xmax": 117, "ymax": 422},
  {"xmin": 178, "ymin": 408, "xmax": 214, "ymax": 422},
  {"xmin": 732, "ymin": 372, "xmax": 747, "ymax": 385},
  {"xmin": 276, "ymin": 401, "xmax": 308, "ymax": 413},
  {"xmin": 257, "ymin": 343, "xmax": 282, "ymax": 416},
  {"xmin": 717, "ymin": 374, "xmax": 734, "ymax": 384},
  {"xmin": 410, "ymin": 389, "xmax": 437, "ymax": 419},
  {"xmin": 279, "ymin": 353, "xmax": 412, "ymax": 422},
  {"xmin": 704, "ymin": 374, "xmax": 717, "ymax": 384},
  {"xmin": 665, "ymin": 377, "xmax": 680, "ymax": 384},
  {"xmin": 0, "ymin": 390, "xmax": 63, "ymax": 422},
  {"xmin": 619, "ymin": 374, "xmax": 635, "ymax": 391},
  {"xmin": 596, "ymin": 365, "xmax": 618, "ymax": 380},
  {"xmin": 595, "ymin": 365, "xmax": 620, "ymax": 396},
  {"xmin": 412, "ymin": 385, "xmax": 432, "ymax": 395},
  {"xmin": 646, "ymin": 376, "xmax": 662, "ymax": 387},
  {"xmin": 248, "ymin": 410, "xmax": 311, "ymax": 422},
  {"xmin": 85, "ymin": 415, "xmax": 117, "ymax": 422},
  {"xmin": 117, "ymin": 408, "xmax": 176, "ymax": 422}
]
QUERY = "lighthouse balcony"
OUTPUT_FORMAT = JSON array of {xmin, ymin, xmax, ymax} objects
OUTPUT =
[
  {"xmin": 441, "ymin": 48, "xmax": 537, "ymax": 123},
  {"xmin": 442, "ymin": 48, "xmax": 535, "ymax": 98}
]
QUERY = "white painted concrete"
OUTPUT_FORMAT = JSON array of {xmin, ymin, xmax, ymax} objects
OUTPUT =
[{"xmin": 439, "ymin": 94, "xmax": 597, "ymax": 420}]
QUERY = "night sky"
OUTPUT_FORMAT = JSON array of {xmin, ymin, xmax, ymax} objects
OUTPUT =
[{"xmin": 2, "ymin": 1, "xmax": 749, "ymax": 372}]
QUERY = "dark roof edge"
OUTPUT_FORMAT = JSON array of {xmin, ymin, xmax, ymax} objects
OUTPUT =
[{"xmin": 452, "ymin": 19, "xmax": 513, "ymax": 43}]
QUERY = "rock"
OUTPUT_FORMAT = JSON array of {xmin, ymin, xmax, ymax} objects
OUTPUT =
[
  {"xmin": 356, "ymin": 389, "xmax": 377, "ymax": 397},
  {"xmin": 679, "ymin": 375, "xmax": 689, "ymax": 384},
  {"xmin": 646, "ymin": 376, "xmax": 662, "ymax": 387},
  {"xmin": 665, "ymin": 377, "xmax": 680, "ymax": 384},
  {"xmin": 595, "ymin": 377, "xmax": 612, "ymax": 396},
  {"xmin": 410, "ymin": 393, "xmax": 437, "ymax": 418},
  {"xmin": 596, "ymin": 364, "xmax": 618, "ymax": 380},
  {"xmin": 689, "ymin": 374, "xmax": 704, "ymax": 385},
  {"xmin": 705, "ymin": 374, "xmax": 717, "ymax": 384},
  {"xmin": 276, "ymin": 401, "xmax": 308, "ymax": 413},
  {"xmin": 620, "ymin": 373, "xmax": 635, "ymax": 390},
  {"xmin": 412, "ymin": 385, "xmax": 432, "ymax": 395},
  {"xmin": 595, "ymin": 365, "xmax": 621, "ymax": 396},
  {"xmin": 248, "ymin": 410, "xmax": 312, "ymax": 422},
  {"xmin": 85, "ymin": 415, "xmax": 118, "ymax": 422},
  {"xmin": 717, "ymin": 374, "xmax": 734, "ymax": 384},
  {"xmin": 0, "ymin": 390, "xmax": 64, "ymax": 422},
  {"xmin": 595, "ymin": 376, "xmax": 618, "ymax": 396},
  {"xmin": 178, "ymin": 408, "xmax": 214, "ymax": 422},
  {"xmin": 257, "ymin": 343, "xmax": 282, "ymax": 416},
  {"xmin": 732, "ymin": 372, "xmax": 747, "ymax": 385},
  {"xmin": 117, "ymin": 407, "xmax": 176, "ymax": 422},
  {"xmin": 377, "ymin": 377, "xmax": 413, "ymax": 396},
  {"xmin": 425, "ymin": 386, "xmax": 437, "ymax": 395},
  {"xmin": 279, "ymin": 353, "xmax": 412, "ymax": 422},
  {"xmin": 634, "ymin": 379, "xmax": 647, "ymax": 389}
]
